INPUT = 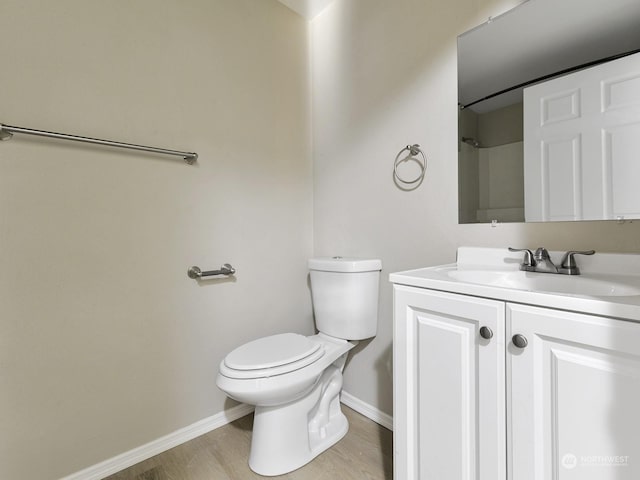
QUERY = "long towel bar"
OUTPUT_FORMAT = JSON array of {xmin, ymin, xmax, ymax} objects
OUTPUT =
[{"xmin": 0, "ymin": 123, "xmax": 197, "ymax": 164}]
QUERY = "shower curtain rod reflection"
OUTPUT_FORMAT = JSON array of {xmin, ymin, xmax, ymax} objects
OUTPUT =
[
  {"xmin": 0, "ymin": 123, "xmax": 198, "ymax": 164},
  {"xmin": 459, "ymin": 47, "xmax": 640, "ymax": 111},
  {"xmin": 461, "ymin": 137, "xmax": 523, "ymax": 149}
]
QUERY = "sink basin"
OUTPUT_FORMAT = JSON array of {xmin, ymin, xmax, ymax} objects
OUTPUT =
[
  {"xmin": 446, "ymin": 269, "xmax": 640, "ymax": 297},
  {"xmin": 389, "ymin": 248, "xmax": 640, "ymax": 320}
]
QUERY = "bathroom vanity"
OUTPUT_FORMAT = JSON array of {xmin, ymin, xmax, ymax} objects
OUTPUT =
[{"xmin": 390, "ymin": 247, "xmax": 640, "ymax": 480}]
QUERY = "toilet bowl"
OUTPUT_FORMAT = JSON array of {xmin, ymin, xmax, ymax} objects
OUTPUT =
[
  {"xmin": 216, "ymin": 257, "xmax": 381, "ymax": 476},
  {"xmin": 217, "ymin": 333, "xmax": 354, "ymax": 475}
]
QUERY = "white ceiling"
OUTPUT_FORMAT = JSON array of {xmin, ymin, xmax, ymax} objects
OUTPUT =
[{"xmin": 277, "ymin": 0, "xmax": 336, "ymax": 20}]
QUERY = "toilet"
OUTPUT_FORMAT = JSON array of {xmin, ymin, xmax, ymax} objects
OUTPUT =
[{"xmin": 216, "ymin": 257, "xmax": 381, "ymax": 476}]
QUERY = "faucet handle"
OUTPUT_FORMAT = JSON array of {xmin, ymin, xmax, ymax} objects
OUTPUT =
[
  {"xmin": 508, "ymin": 247, "xmax": 536, "ymax": 270},
  {"xmin": 559, "ymin": 250, "xmax": 595, "ymax": 275}
]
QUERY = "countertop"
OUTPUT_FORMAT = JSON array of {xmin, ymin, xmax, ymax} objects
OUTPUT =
[{"xmin": 389, "ymin": 247, "xmax": 640, "ymax": 321}]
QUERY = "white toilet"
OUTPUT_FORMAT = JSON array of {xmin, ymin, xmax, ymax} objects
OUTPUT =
[{"xmin": 216, "ymin": 257, "xmax": 381, "ymax": 476}]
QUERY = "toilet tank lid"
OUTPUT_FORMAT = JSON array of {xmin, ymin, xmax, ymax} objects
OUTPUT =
[{"xmin": 308, "ymin": 257, "xmax": 382, "ymax": 273}]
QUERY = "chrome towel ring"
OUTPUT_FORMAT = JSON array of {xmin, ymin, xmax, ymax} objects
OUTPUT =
[{"xmin": 393, "ymin": 144, "xmax": 426, "ymax": 188}]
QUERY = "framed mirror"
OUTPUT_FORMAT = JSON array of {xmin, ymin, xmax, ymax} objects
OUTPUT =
[{"xmin": 458, "ymin": 0, "xmax": 640, "ymax": 224}]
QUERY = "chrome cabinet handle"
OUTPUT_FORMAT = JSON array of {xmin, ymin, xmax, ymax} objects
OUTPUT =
[
  {"xmin": 512, "ymin": 334, "xmax": 528, "ymax": 349},
  {"xmin": 479, "ymin": 326, "xmax": 493, "ymax": 340},
  {"xmin": 188, "ymin": 264, "xmax": 236, "ymax": 279}
]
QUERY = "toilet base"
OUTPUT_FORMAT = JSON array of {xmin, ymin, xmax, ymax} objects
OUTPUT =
[{"xmin": 248, "ymin": 364, "xmax": 348, "ymax": 476}]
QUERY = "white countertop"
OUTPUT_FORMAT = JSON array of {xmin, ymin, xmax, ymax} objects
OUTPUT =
[{"xmin": 389, "ymin": 247, "xmax": 640, "ymax": 321}]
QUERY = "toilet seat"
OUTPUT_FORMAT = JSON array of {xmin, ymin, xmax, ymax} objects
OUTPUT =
[
  {"xmin": 217, "ymin": 333, "xmax": 354, "ymax": 407},
  {"xmin": 220, "ymin": 333, "xmax": 326, "ymax": 379}
]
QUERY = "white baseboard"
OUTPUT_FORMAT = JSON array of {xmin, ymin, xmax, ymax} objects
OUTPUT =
[
  {"xmin": 61, "ymin": 393, "xmax": 391, "ymax": 480},
  {"xmin": 340, "ymin": 391, "xmax": 393, "ymax": 431},
  {"xmin": 60, "ymin": 403, "xmax": 254, "ymax": 480}
]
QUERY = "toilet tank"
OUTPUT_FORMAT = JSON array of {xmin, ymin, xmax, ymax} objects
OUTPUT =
[{"xmin": 308, "ymin": 257, "xmax": 382, "ymax": 340}]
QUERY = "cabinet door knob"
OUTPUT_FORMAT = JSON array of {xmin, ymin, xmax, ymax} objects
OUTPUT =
[
  {"xmin": 512, "ymin": 334, "xmax": 528, "ymax": 349},
  {"xmin": 479, "ymin": 326, "xmax": 493, "ymax": 339}
]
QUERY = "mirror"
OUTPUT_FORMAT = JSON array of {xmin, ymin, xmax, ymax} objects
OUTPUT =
[{"xmin": 458, "ymin": 0, "xmax": 640, "ymax": 223}]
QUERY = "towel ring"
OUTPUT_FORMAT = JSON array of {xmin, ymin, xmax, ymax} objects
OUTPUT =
[{"xmin": 393, "ymin": 144, "xmax": 426, "ymax": 186}]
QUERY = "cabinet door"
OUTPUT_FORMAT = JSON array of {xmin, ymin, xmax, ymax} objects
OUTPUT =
[
  {"xmin": 393, "ymin": 285, "xmax": 506, "ymax": 480},
  {"xmin": 508, "ymin": 304, "xmax": 640, "ymax": 480}
]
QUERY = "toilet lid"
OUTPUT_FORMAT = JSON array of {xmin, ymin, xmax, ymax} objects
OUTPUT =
[{"xmin": 224, "ymin": 333, "xmax": 322, "ymax": 371}]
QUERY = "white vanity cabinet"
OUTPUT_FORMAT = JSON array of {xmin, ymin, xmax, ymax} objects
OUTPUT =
[
  {"xmin": 508, "ymin": 303, "xmax": 640, "ymax": 480},
  {"xmin": 393, "ymin": 284, "xmax": 640, "ymax": 480},
  {"xmin": 393, "ymin": 285, "xmax": 506, "ymax": 480}
]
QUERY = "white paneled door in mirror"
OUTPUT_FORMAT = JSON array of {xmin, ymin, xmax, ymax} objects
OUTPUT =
[{"xmin": 524, "ymin": 52, "xmax": 640, "ymax": 221}]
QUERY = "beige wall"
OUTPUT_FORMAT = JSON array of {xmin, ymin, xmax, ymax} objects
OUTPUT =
[
  {"xmin": 478, "ymin": 102, "xmax": 523, "ymax": 147},
  {"xmin": 311, "ymin": 0, "xmax": 640, "ymax": 418},
  {"xmin": 0, "ymin": 1, "xmax": 312, "ymax": 478},
  {"xmin": 3, "ymin": 0, "xmax": 640, "ymax": 477},
  {"xmin": 458, "ymin": 108, "xmax": 480, "ymax": 222}
]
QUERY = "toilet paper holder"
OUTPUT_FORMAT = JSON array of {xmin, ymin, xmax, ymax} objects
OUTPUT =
[{"xmin": 188, "ymin": 264, "xmax": 236, "ymax": 279}]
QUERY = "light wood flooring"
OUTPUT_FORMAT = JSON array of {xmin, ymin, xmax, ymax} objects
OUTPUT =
[{"xmin": 106, "ymin": 406, "xmax": 393, "ymax": 480}]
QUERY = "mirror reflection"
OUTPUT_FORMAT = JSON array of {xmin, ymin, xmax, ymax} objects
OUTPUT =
[{"xmin": 458, "ymin": 0, "xmax": 640, "ymax": 224}]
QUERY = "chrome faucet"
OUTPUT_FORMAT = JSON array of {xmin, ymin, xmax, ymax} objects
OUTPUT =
[
  {"xmin": 508, "ymin": 247, "xmax": 595, "ymax": 275},
  {"xmin": 532, "ymin": 247, "xmax": 558, "ymax": 273}
]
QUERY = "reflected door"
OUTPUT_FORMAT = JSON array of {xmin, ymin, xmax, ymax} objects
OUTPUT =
[{"xmin": 524, "ymin": 52, "xmax": 640, "ymax": 221}]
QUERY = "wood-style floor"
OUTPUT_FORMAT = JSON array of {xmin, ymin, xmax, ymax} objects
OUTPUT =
[{"xmin": 106, "ymin": 406, "xmax": 393, "ymax": 480}]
